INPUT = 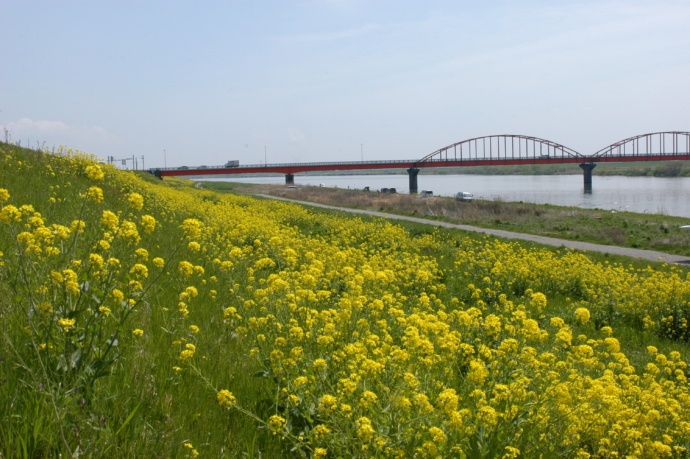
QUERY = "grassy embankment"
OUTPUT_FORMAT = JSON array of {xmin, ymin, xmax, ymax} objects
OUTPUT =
[
  {"xmin": 203, "ymin": 181, "xmax": 690, "ymax": 257},
  {"xmin": 3, "ymin": 142, "xmax": 690, "ymax": 457},
  {"xmin": 201, "ymin": 182, "xmax": 690, "ymax": 255}
]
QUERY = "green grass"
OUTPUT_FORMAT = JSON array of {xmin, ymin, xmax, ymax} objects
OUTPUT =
[
  {"xmin": 222, "ymin": 183, "xmax": 690, "ymax": 256},
  {"xmin": 3, "ymin": 143, "xmax": 690, "ymax": 457},
  {"xmin": 198, "ymin": 180, "xmax": 260, "ymax": 193}
]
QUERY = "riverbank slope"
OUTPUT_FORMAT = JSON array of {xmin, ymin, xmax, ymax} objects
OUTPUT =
[{"xmin": 200, "ymin": 181, "xmax": 690, "ymax": 257}]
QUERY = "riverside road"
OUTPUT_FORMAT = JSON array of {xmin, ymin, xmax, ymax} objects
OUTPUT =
[{"xmin": 257, "ymin": 194, "xmax": 690, "ymax": 265}]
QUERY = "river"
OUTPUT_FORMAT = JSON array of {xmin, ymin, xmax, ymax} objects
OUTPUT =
[{"xmin": 199, "ymin": 174, "xmax": 690, "ymax": 219}]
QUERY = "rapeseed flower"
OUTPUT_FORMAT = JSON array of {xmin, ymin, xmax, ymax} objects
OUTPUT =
[
  {"xmin": 181, "ymin": 218, "xmax": 203, "ymax": 238},
  {"xmin": 35, "ymin": 302, "xmax": 53, "ymax": 315},
  {"xmin": 126, "ymin": 192, "xmax": 144, "ymax": 210},
  {"xmin": 313, "ymin": 358, "xmax": 328, "ymax": 371},
  {"xmin": 7, "ymin": 147, "xmax": 690, "ymax": 456},
  {"xmin": 575, "ymin": 307, "xmax": 591, "ymax": 325},
  {"xmin": 217, "ymin": 389, "xmax": 236, "ymax": 407},
  {"xmin": 58, "ymin": 317, "xmax": 76, "ymax": 332},
  {"xmin": 89, "ymin": 253, "xmax": 105, "ymax": 269},
  {"xmin": 81, "ymin": 186, "xmax": 104, "ymax": 203},
  {"xmin": 359, "ymin": 390, "xmax": 378, "ymax": 408},
  {"xmin": 179, "ymin": 343, "xmax": 196, "ymax": 362},
  {"xmin": 84, "ymin": 164, "xmax": 104, "ymax": 180},
  {"xmin": 355, "ymin": 417, "xmax": 375, "ymax": 442},
  {"xmin": 101, "ymin": 210, "xmax": 119, "ymax": 228},
  {"xmin": 183, "ymin": 443, "xmax": 199, "ymax": 457},
  {"xmin": 318, "ymin": 394, "xmax": 338, "ymax": 413},
  {"xmin": 140, "ymin": 214, "xmax": 156, "ymax": 233},
  {"xmin": 178, "ymin": 261, "xmax": 194, "ymax": 277},
  {"xmin": 428, "ymin": 426, "xmax": 446, "ymax": 444},
  {"xmin": 530, "ymin": 291, "xmax": 547, "ymax": 311},
  {"xmin": 0, "ymin": 205, "xmax": 22, "ymax": 223},
  {"xmin": 268, "ymin": 415, "xmax": 286, "ymax": 434},
  {"xmin": 313, "ymin": 424, "xmax": 330, "ymax": 440},
  {"xmin": 129, "ymin": 263, "xmax": 149, "ymax": 278}
]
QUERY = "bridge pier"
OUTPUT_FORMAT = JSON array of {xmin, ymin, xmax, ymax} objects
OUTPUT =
[
  {"xmin": 579, "ymin": 163, "xmax": 596, "ymax": 193},
  {"xmin": 408, "ymin": 167, "xmax": 420, "ymax": 194},
  {"xmin": 285, "ymin": 174, "xmax": 295, "ymax": 185}
]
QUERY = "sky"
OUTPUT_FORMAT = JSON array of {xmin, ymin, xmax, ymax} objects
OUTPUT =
[{"xmin": 2, "ymin": 0, "xmax": 690, "ymax": 169}]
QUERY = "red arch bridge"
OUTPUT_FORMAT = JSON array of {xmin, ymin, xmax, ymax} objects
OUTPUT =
[{"xmin": 150, "ymin": 132, "xmax": 690, "ymax": 193}]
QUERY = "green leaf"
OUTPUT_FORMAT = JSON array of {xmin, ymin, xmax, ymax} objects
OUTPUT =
[
  {"xmin": 115, "ymin": 402, "xmax": 141, "ymax": 436},
  {"xmin": 70, "ymin": 348, "xmax": 82, "ymax": 368}
]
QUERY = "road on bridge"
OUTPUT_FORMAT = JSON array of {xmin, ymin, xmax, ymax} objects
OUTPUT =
[{"xmin": 152, "ymin": 131, "xmax": 690, "ymax": 193}]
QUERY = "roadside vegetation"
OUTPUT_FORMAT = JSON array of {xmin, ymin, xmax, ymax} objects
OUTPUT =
[
  {"xmin": 3, "ymin": 142, "xmax": 690, "ymax": 457},
  {"xmin": 215, "ymin": 183, "xmax": 690, "ymax": 257}
]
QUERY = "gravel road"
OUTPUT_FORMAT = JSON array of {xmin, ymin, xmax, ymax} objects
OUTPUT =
[{"xmin": 258, "ymin": 194, "xmax": 690, "ymax": 265}]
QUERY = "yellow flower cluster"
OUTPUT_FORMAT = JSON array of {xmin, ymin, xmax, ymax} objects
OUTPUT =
[
  {"xmin": 3, "ymin": 144, "xmax": 690, "ymax": 457},
  {"xmin": 80, "ymin": 186, "xmax": 104, "ymax": 203},
  {"xmin": 0, "ymin": 146, "xmax": 170, "ymax": 406},
  {"xmin": 84, "ymin": 164, "xmax": 104, "ymax": 181},
  {"xmin": 126, "ymin": 192, "xmax": 144, "ymax": 210},
  {"xmin": 216, "ymin": 389, "xmax": 236, "ymax": 408}
]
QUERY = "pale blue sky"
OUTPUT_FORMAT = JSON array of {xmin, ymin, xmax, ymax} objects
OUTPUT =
[{"xmin": 2, "ymin": 0, "xmax": 689, "ymax": 168}]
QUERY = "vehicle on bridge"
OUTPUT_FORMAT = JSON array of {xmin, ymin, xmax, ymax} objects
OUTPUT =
[{"xmin": 151, "ymin": 132, "xmax": 690, "ymax": 194}]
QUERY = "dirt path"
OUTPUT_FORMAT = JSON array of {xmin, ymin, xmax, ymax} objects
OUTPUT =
[{"xmin": 258, "ymin": 194, "xmax": 690, "ymax": 265}]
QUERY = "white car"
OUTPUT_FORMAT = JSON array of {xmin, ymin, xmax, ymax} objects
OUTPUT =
[{"xmin": 456, "ymin": 192, "xmax": 473, "ymax": 202}]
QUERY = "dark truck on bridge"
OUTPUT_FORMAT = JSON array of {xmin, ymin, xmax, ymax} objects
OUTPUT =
[{"xmin": 225, "ymin": 160, "xmax": 239, "ymax": 167}]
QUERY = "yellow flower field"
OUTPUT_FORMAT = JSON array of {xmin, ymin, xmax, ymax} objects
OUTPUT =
[{"xmin": 1, "ymin": 143, "xmax": 690, "ymax": 457}]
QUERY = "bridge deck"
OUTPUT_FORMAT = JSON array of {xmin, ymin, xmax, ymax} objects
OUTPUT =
[
  {"xmin": 154, "ymin": 154, "xmax": 690, "ymax": 177},
  {"xmin": 149, "ymin": 132, "xmax": 690, "ymax": 178}
]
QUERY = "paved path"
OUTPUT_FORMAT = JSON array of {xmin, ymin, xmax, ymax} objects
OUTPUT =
[{"xmin": 258, "ymin": 194, "xmax": 690, "ymax": 265}]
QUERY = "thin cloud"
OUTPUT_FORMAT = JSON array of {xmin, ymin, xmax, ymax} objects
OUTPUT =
[
  {"xmin": 4, "ymin": 117, "xmax": 119, "ymax": 150},
  {"xmin": 288, "ymin": 127, "xmax": 306, "ymax": 144},
  {"xmin": 277, "ymin": 23, "xmax": 381, "ymax": 43},
  {"xmin": 8, "ymin": 118, "xmax": 72, "ymax": 134}
]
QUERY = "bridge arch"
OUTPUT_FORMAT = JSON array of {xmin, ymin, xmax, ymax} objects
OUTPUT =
[
  {"xmin": 416, "ymin": 134, "xmax": 583, "ymax": 164},
  {"xmin": 592, "ymin": 131, "xmax": 690, "ymax": 159}
]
